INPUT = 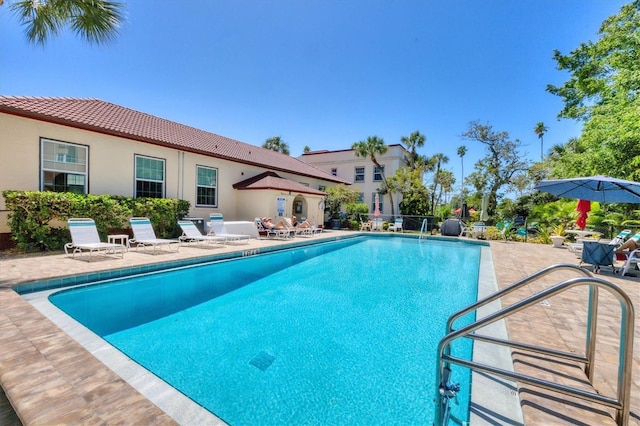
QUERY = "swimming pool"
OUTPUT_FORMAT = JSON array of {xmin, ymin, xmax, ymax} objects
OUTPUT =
[{"xmin": 49, "ymin": 236, "xmax": 481, "ymax": 424}]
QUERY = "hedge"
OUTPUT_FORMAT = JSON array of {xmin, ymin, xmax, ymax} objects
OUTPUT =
[{"xmin": 2, "ymin": 191, "xmax": 190, "ymax": 252}]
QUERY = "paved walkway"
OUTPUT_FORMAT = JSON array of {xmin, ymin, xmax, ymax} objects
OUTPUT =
[{"xmin": 0, "ymin": 233, "xmax": 638, "ymax": 425}]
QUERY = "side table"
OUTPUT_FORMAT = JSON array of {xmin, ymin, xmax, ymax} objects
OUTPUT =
[{"xmin": 108, "ymin": 234, "xmax": 129, "ymax": 251}]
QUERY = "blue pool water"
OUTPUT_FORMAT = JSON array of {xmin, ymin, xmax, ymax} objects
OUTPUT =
[{"xmin": 50, "ymin": 237, "xmax": 480, "ymax": 425}]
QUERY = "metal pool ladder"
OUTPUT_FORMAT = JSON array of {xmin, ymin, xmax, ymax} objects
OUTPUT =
[{"xmin": 434, "ymin": 263, "xmax": 635, "ymax": 426}]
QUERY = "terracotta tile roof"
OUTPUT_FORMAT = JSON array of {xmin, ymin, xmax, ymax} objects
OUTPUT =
[
  {"xmin": 233, "ymin": 171, "xmax": 327, "ymax": 196},
  {"xmin": 0, "ymin": 96, "xmax": 349, "ymax": 184}
]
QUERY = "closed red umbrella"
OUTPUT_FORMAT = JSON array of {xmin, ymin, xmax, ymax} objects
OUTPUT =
[
  {"xmin": 374, "ymin": 193, "xmax": 381, "ymax": 217},
  {"xmin": 576, "ymin": 199, "xmax": 591, "ymax": 230}
]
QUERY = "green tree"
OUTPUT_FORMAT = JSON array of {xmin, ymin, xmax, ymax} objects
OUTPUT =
[
  {"xmin": 262, "ymin": 136, "xmax": 290, "ymax": 155},
  {"xmin": 400, "ymin": 130, "xmax": 425, "ymax": 171},
  {"xmin": 387, "ymin": 167, "xmax": 431, "ymax": 215},
  {"xmin": 428, "ymin": 153, "xmax": 449, "ymax": 215},
  {"xmin": 534, "ymin": 122, "xmax": 548, "ymax": 161},
  {"xmin": 303, "ymin": 145, "xmax": 311, "ymax": 153},
  {"xmin": 324, "ymin": 184, "xmax": 359, "ymax": 220},
  {"xmin": 546, "ymin": 1, "xmax": 640, "ymax": 181},
  {"xmin": 8, "ymin": 0, "xmax": 125, "ymax": 45},
  {"xmin": 456, "ymin": 145, "xmax": 467, "ymax": 192},
  {"xmin": 352, "ymin": 136, "xmax": 395, "ymax": 217},
  {"xmin": 462, "ymin": 121, "xmax": 530, "ymax": 217}
]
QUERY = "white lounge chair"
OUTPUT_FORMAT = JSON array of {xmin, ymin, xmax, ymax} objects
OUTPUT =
[
  {"xmin": 615, "ymin": 232, "xmax": 640, "ymax": 276},
  {"xmin": 388, "ymin": 218, "xmax": 403, "ymax": 232},
  {"xmin": 255, "ymin": 218, "xmax": 294, "ymax": 239},
  {"xmin": 129, "ymin": 217, "xmax": 180, "ymax": 253},
  {"xmin": 178, "ymin": 220, "xmax": 226, "ymax": 247},
  {"xmin": 285, "ymin": 217, "xmax": 314, "ymax": 237},
  {"xmin": 209, "ymin": 213, "xmax": 250, "ymax": 244},
  {"xmin": 65, "ymin": 218, "xmax": 125, "ymax": 260}
]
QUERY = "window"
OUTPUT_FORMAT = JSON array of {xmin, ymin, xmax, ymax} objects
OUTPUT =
[
  {"xmin": 135, "ymin": 155, "xmax": 165, "ymax": 198},
  {"xmin": 41, "ymin": 138, "xmax": 88, "ymax": 194},
  {"xmin": 373, "ymin": 165, "xmax": 385, "ymax": 182},
  {"xmin": 357, "ymin": 192, "xmax": 364, "ymax": 203},
  {"xmin": 196, "ymin": 165, "xmax": 217, "ymax": 206},
  {"xmin": 372, "ymin": 192, "xmax": 383, "ymax": 213},
  {"xmin": 318, "ymin": 185, "xmax": 326, "ymax": 192},
  {"xmin": 331, "ymin": 168, "xmax": 337, "ymax": 176},
  {"xmin": 354, "ymin": 167, "xmax": 365, "ymax": 182}
]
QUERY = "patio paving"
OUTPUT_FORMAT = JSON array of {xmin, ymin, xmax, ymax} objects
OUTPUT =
[{"xmin": 0, "ymin": 233, "xmax": 638, "ymax": 425}]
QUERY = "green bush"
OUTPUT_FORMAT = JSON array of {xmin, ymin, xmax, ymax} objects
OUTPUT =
[{"xmin": 2, "ymin": 191, "xmax": 190, "ymax": 251}]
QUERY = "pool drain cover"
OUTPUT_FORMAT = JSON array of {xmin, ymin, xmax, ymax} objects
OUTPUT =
[{"xmin": 249, "ymin": 351, "xmax": 275, "ymax": 371}]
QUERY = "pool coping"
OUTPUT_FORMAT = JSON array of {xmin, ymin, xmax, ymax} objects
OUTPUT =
[{"xmin": 15, "ymin": 235, "xmax": 523, "ymax": 425}]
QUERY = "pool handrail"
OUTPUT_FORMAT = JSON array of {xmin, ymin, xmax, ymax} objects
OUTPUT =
[{"xmin": 435, "ymin": 267, "xmax": 635, "ymax": 426}]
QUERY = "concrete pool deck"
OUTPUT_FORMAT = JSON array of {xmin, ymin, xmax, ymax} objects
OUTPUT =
[{"xmin": 0, "ymin": 232, "xmax": 638, "ymax": 425}]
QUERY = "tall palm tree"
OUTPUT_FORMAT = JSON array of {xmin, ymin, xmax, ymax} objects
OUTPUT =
[
  {"xmin": 534, "ymin": 122, "xmax": 548, "ymax": 161},
  {"xmin": 8, "ymin": 0, "xmax": 125, "ymax": 45},
  {"xmin": 262, "ymin": 136, "xmax": 290, "ymax": 155},
  {"xmin": 429, "ymin": 153, "xmax": 449, "ymax": 215},
  {"xmin": 352, "ymin": 136, "xmax": 395, "ymax": 217},
  {"xmin": 456, "ymin": 145, "xmax": 467, "ymax": 192},
  {"xmin": 400, "ymin": 130, "xmax": 425, "ymax": 170}
]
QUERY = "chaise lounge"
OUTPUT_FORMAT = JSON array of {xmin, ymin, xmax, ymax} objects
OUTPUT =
[{"xmin": 65, "ymin": 218, "xmax": 126, "ymax": 260}]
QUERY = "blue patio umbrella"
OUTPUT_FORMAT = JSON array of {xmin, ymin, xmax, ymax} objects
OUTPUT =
[{"xmin": 534, "ymin": 175, "xmax": 640, "ymax": 204}]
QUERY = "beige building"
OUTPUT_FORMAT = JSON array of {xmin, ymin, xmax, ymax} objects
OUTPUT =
[
  {"xmin": 0, "ymin": 96, "xmax": 350, "ymax": 247},
  {"xmin": 299, "ymin": 144, "xmax": 409, "ymax": 219}
]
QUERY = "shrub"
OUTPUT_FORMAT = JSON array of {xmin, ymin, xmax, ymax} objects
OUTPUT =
[{"xmin": 2, "ymin": 191, "xmax": 190, "ymax": 251}]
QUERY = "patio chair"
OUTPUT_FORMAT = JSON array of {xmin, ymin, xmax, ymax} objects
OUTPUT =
[
  {"xmin": 129, "ymin": 217, "xmax": 180, "ymax": 253},
  {"xmin": 580, "ymin": 240, "xmax": 615, "ymax": 274},
  {"xmin": 360, "ymin": 220, "xmax": 372, "ymax": 231},
  {"xmin": 65, "ymin": 218, "xmax": 126, "ymax": 260},
  {"xmin": 387, "ymin": 218, "xmax": 403, "ymax": 233},
  {"xmin": 209, "ymin": 213, "xmax": 251, "ymax": 243},
  {"xmin": 178, "ymin": 220, "xmax": 227, "ymax": 247}
]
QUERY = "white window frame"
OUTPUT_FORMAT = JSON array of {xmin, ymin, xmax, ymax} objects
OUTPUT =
[
  {"xmin": 331, "ymin": 168, "xmax": 337, "ymax": 176},
  {"xmin": 40, "ymin": 138, "xmax": 88, "ymax": 194},
  {"xmin": 354, "ymin": 166, "xmax": 365, "ymax": 182},
  {"xmin": 135, "ymin": 155, "xmax": 165, "ymax": 198},
  {"xmin": 196, "ymin": 165, "xmax": 218, "ymax": 207},
  {"xmin": 373, "ymin": 165, "xmax": 385, "ymax": 182}
]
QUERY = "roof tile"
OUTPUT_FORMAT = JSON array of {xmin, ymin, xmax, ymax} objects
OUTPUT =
[{"xmin": 0, "ymin": 96, "xmax": 348, "ymax": 184}]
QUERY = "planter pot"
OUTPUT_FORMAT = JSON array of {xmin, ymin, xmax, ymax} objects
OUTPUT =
[
  {"xmin": 331, "ymin": 218, "xmax": 341, "ymax": 230},
  {"xmin": 550, "ymin": 235, "xmax": 565, "ymax": 248}
]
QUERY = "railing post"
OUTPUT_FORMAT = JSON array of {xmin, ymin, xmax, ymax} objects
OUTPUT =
[{"xmin": 584, "ymin": 285, "xmax": 598, "ymax": 382}]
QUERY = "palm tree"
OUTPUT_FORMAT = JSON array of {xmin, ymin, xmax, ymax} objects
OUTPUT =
[
  {"xmin": 429, "ymin": 153, "xmax": 449, "ymax": 215},
  {"xmin": 534, "ymin": 122, "xmax": 548, "ymax": 161},
  {"xmin": 8, "ymin": 0, "xmax": 125, "ymax": 45},
  {"xmin": 456, "ymin": 145, "xmax": 467, "ymax": 192},
  {"xmin": 262, "ymin": 136, "xmax": 290, "ymax": 155},
  {"xmin": 352, "ymin": 136, "xmax": 395, "ymax": 217},
  {"xmin": 400, "ymin": 130, "xmax": 425, "ymax": 170}
]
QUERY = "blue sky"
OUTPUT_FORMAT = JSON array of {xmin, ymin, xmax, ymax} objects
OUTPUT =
[{"xmin": 0, "ymin": 0, "xmax": 628, "ymax": 187}]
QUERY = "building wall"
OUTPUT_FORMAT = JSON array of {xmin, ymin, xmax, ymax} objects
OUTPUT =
[
  {"xmin": 0, "ymin": 113, "xmax": 330, "ymax": 235},
  {"xmin": 300, "ymin": 145, "xmax": 408, "ymax": 217}
]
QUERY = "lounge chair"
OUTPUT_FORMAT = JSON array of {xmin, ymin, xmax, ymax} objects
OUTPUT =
[
  {"xmin": 387, "ymin": 218, "xmax": 403, "ymax": 232},
  {"xmin": 209, "ymin": 213, "xmax": 250, "ymax": 244},
  {"xmin": 255, "ymin": 217, "xmax": 294, "ymax": 239},
  {"xmin": 285, "ymin": 217, "xmax": 314, "ymax": 237},
  {"xmin": 129, "ymin": 217, "xmax": 180, "ymax": 253},
  {"xmin": 65, "ymin": 218, "xmax": 126, "ymax": 260},
  {"xmin": 178, "ymin": 220, "xmax": 226, "ymax": 247},
  {"xmin": 615, "ymin": 232, "xmax": 640, "ymax": 276}
]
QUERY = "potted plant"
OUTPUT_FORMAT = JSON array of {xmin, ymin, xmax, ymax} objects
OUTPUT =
[{"xmin": 550, "ymin": 224, "xmax": 566, "ymax": 248}]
